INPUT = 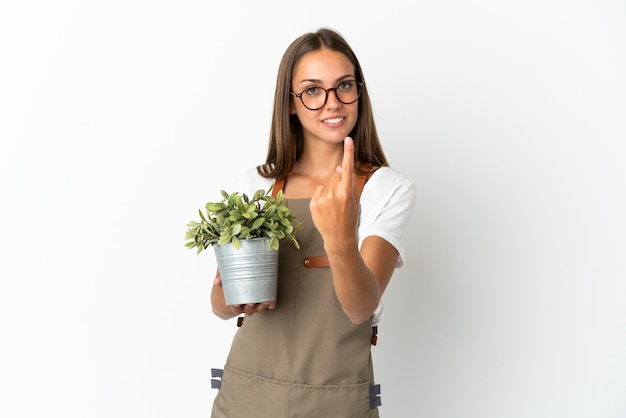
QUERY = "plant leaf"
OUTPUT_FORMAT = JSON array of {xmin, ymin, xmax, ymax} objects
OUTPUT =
[
  {"xmin": 250, "ymin": 217, "xmax": 264, "ymax": 230},
  {"xmin": 206, "ymin": 202, "xmax": 224, "ymax": 213},
  {"xmin": 269, "ymin": 235, "xmax": 279, "ymax": 251}
]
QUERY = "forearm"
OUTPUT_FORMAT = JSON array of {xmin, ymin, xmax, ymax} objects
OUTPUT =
[{"xmin": 326, "ymin": 241, "xmax": 382, "ymax": 324}]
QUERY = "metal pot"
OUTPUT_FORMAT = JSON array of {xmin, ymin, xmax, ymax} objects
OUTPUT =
[{"xmin": 214, "ymin": 237, "xmax": 279, "ymax": 305}]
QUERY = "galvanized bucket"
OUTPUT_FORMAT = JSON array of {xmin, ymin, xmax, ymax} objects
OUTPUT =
[{"xmin": 214, "ymin": 237, "xmax": 279, "ymax": 305}]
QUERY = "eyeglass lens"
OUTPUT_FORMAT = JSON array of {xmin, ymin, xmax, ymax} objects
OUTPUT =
[{"xmin": 298, "ymin": 81, "xmax": 362, "ymax": 110}]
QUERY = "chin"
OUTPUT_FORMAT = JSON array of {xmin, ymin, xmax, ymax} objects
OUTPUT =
[{"xmin": 327, "ymin": 135, "xmax": 349, "ymax": 144}]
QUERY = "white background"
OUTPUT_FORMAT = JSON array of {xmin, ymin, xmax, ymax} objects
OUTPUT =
[{"xmin": 1, "ymin": 1, "xmax": 625, "ymax": 417}]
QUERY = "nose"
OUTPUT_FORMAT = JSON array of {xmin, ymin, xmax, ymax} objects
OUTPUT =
[{"xmin": 325, "ymin": 87, "xmax": 342, "ymax": 109}]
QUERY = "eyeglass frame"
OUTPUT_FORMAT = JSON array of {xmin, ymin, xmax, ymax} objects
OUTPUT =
[{"xmin": 290, "ymin": 80, "xmax": 365, "ymax": 110}]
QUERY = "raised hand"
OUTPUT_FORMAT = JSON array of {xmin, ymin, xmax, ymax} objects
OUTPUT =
[{"xmin": 310, "ymin": 137, "xmax": 360, "ymax": 253}]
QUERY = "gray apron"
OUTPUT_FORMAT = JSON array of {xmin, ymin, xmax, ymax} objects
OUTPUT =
[{"xmin": 211, "ymin": 173, "xmax": 380, "ymax": 418}]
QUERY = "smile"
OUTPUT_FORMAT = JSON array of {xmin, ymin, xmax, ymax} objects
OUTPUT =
[{"xmin": 322, "ymin": 117, "xmax": 345, "ymax": 125}]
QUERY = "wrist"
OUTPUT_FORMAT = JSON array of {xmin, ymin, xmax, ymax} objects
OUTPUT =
[{"xmin": 324, "ymin": 237, "xmax": 359, "ymax": 259}]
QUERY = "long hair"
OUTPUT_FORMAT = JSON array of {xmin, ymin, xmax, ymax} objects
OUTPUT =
[{"xmin": 258, "ymin": 28, "xmax": 388, "ymax": 179}]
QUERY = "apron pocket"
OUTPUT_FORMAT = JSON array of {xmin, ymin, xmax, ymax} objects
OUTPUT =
[
  {"xmin": 289, "ymin": 379, "xmax": 372, "ymax": 418},
  {"xmin": 211, "ymin": 366, "xmax": 288, "ymax": 417},
  {"xmin": 211, "ymin": 366, "xmax": 375, "ymax": 418}
]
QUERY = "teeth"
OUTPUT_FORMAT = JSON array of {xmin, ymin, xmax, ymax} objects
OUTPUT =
[{"xmin": 324, "ymin": 117, "xmax": 343, "ymax": 124}]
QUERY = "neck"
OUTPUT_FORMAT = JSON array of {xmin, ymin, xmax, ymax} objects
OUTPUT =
[{"xmin": 292, "ymin": 141, "xmax": 343, "ymax": 179}]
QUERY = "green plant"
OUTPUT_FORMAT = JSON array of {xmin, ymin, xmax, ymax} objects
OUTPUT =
[{"xmin": 185, "ymin": 186, "xmax": 303, "ymax": 253}]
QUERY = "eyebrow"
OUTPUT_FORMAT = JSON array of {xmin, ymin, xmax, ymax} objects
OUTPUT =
[{"xmin": 296, "ymin": 74, "xmax": 355, "ymax": 85}]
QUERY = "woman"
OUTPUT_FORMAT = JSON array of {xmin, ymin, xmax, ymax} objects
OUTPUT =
[{"xmin": 210, "ymin": 28, "xmax": 416, "ymax": 417}]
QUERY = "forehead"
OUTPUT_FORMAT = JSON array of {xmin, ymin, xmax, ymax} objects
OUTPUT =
[{"xmin": 292, "ymin": 49, "xmax": 355, "ymax": 83}]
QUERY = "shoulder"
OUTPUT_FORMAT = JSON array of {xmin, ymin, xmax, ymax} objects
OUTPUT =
[
  {"xmin": 362, "ymin": 166, "xmax": 416, "ymax": 202},
  {"xmin": 358, "ymin": 166, "xmax": 416, "ymax": 228}
]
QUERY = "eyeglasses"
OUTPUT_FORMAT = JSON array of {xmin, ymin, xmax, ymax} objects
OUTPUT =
[{"xmin": 290, "ymin": 80, "xmax": 365, "ymax": 110}]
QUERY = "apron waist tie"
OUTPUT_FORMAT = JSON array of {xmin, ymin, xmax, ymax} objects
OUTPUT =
[
  {"xmin": 211, "ymin": 368, "xmax": 223, "ymax": 389},
  {"xmin": 369, "ymin": 384, "xmax": 382, "ymax": 408}
]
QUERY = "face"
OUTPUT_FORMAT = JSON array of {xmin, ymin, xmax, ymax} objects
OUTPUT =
[{"xmin": 290, "ymin": 48, "xmax": 359, "ymax": 146}]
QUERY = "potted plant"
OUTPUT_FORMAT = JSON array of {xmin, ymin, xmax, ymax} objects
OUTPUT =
[{"xmin": 185, "ymin": 186, "xmax": 303, "ymax": 305}]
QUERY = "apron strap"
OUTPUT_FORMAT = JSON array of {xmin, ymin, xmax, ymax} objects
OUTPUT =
[
  {"xmin": 371, "ymin": 325, "xmax": 378, "ymax": 346},
  {"xmin": 303, "ymin": 256, "xmax": 331, "ymax": 268},
  {"xmin": 271, "ymin": 177, "xmax": 286, "ymax": 198}
]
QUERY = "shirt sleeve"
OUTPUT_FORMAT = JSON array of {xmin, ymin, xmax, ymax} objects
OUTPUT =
[{"xmin": 358, "ymin": 167, "xmax": 417, "ymax": 268}]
